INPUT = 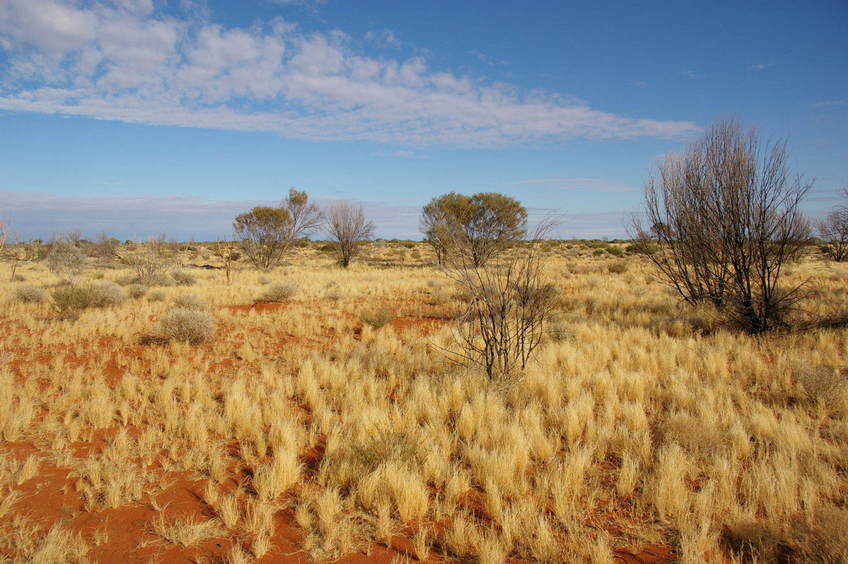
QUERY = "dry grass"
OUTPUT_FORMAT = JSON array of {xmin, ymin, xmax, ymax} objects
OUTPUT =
[{"xmin": 0, "ymin": 241, "xmax": 845, "ymax": 562}]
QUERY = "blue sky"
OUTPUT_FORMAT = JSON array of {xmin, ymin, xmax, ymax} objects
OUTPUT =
[{"xmin": 0, "ymin": 0, "xmax": 845, "ymax": 240}]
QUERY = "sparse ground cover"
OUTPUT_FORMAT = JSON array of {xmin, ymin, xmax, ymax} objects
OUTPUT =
[{"xmin": 0, "ymin": 241, "xmax": 846, "ymax": 563}]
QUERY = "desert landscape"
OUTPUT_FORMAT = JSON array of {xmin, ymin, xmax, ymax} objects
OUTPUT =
[
  {"xmin": 1, "ymin": 1, "xmax": 846, "ymax": 562},
  {"xmin": 0, "ymin": 231, "xmax": 846, "ymax": 563}
]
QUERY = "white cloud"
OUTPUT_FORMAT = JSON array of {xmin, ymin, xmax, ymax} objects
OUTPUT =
[
  {"xmin": 0, "ymin": 0, "xmax": 699, "ymax": 147},
  {"xmin": 749, "ymin": 62, "xmax": 774, "ymax": 71},
  {"xmin": 512, "ymin": 177, "xmax": 638, "ymax": 193}
]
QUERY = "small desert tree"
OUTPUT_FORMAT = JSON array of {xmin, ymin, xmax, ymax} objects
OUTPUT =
[
  {"xmin": 633, "ymin": 119, "xmax": 812, "ymax": 333},
  {"xmin": 234, "ymin": 188, "xmax": 322, "ymax": 270},
  {"xmin": 818, "ymin": 188, "xmax": 848, "ymax": 262},
  {"xmin": 46, "ymin": 241, "xmax": 87, "ymax": 282},
  {"xmin": 421, "ymin": 192, "xmax": 527, "ymax": 267},
  {"xmin": 324, "ymin": 201, "xmax": 375, "ymax": 267},
  {"xmin": 444, "ymin": 220, "xmax": 558, "ymax": 382}
]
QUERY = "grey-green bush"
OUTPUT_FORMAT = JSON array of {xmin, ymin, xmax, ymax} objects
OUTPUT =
[
  {"xmin": 172, "ymin": 293, "xmax": 207, "ymax": 310},
  {"xmin": 158, "ymin": 308, "xmax": 216, "ymax": 344},
  {"xmin": 171, "ymin": 270, "xmax": 196, "ymax": 286},
  {"xmin": 258, "ymin": 282, "xmax": 297, "ymax": 303},
  {"xmin": 46, "ymin": 242, "xmax": 86, "ymax": 280},
  {"xmin": 14, "ymin": 285, "xmax": 48, "ymax": 304},
  {"xmin": 127, "ymin": 284, "xmax": 148, "ymax": 299}
]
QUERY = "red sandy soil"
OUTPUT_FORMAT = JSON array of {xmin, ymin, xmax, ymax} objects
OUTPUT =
[{"xmin": 0, "ymin": 310, "xmax": 678, "ymax": 563}]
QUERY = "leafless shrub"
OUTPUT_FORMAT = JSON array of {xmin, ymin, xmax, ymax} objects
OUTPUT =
[
  {"xmin": 633, "ymin": 119, "xmax": 812, "ymax": 333},
  {"xmin": 323, "ymin": 201, "xmax": 375, "ymax": 268},
  {"xmin": 796, "ymin": 367, "xmax": 847, "ymax": 408},
  {"xmin": 444, "ymin": 221, "xmax": 558, "ymax": 382},
  {"xmin": 157, "ymin": 308, "xmax": 216, "ymax": 344},
  {"xmin": 258, "ymin": 282, "xmax": 297, "ymax": 302},
  {"xmin": 817, "ymin": 188, "xmax": 848, "ymax": 262}
]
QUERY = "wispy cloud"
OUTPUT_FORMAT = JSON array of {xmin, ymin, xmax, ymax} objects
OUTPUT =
[
  {"xmin": 748, "ymin": 62, "xmax": 774, "ymax": 71},
  {"xmin": 680, "ymin": 69, "xmax": 699, "ymax": 79},
  {"xmin": 0, "ymin": 0, "xmax": 698, "ymax": 148},
  {"xmin": 511, "ymin": 177, "xmax": 638, "ymax": 193},
  {"xmin": 814, "ymin": 99, "xmax": 848, "ymax": 108},
  {"xmin": 365, "ymin": 28, "xmax": 401, "ymax": 49},
  {"xmin": 469, "ymin": 49, "xmax": 508, "ymax": 66}
]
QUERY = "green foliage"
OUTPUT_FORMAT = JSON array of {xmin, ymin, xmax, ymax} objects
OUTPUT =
[
  {"xmin": 421, "ymin": 191, "xmax": 527, "ymax": 266},
  {"xmin": 626, "ymin": 240, "xmax": 659, "ymax": 255}
]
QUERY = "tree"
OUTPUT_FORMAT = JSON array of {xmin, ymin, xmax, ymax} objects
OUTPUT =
[
  {"xmin": 444, "ymin": 220, "xmax": 558, "ymax": 382},
  {"xmin": 46, "ymin": 241, "xmax": 86, "ymax": 281},
  {"xmin": 234, "ymin": 188, "xmax": 322, "ymax": 270},
  {"xmin": 633, "ymin": 119, "xmax": 812, "ymax": 333},
  {"xmin": 324, "ymin": 201, "xmax": 374, "ymax": 267},
  {"xmin": 421, "ymin": 192, "xmax": 527, "ymax": 267},
  {"xmin": 818, "ymin": 188, "xmax": 848, "ymax": 262}
]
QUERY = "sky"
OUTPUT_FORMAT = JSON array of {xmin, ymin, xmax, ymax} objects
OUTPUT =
[{"xmin": 0, "ymin": 0, "xmax": 846, "ymax": 240}]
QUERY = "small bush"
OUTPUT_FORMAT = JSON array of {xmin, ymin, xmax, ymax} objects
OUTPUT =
[
  {"xmin": 626, "ymin": 240, "xmax": 659, "ymax": 255},
  {"xmin": 46, "ymin": 242, "xmax": 86, "ymax": 279},
  {"xmin": 127, "ymin": 284, "xmax": 148, "ymax": 299},
  {"xmin": 50, "ymin": 281, "xmax": 126, "ymax": 317},
  {"xmin": 257, "ymin": 275, "xmax": 270, "ymax": 285},
  {"xmin": 172, "ymin": 293, "xmax": 207, "ymax": 310},
  {"xmin": 158, "ymin": 308, "xmax": 216, "ymax": 344},
  {"xmin": 115, "ymin": 274, "xmax": 136, "ymax": 286},
  {"xmin": 148, "ymin": 289, "xmax": 166, "ymax": 302},
  {"xmin": 607, "ymin": 262, "xmax": 628, "ymax": 274},
  {"xmin": 361, "ymin": 306, "xmax": 394, "ymax": 330},
  {"xmin": 171, "ymin": 270, "xmax": 196, "ymax": 286},
  {"xmin": 592, "ymin": 248, "xmax": 605, "ymax": 256},
  {"xmin": 258, "ymin": 282, "xmax": 297, "ymax": 303},
  {"xmin": 14, "ymin": 285, "xmax": 48, "ymax": 304},
  {"xmin": 606, "ymin": 246, "xmax": 624, "ymax": 257}
]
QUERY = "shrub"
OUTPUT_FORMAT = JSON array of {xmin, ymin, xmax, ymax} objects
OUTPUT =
[
  {"xmin": 592, "ymin": 248, "xmax": 605, "ymax": 256},
  {"xmin": 625, "ymin": 240, "xmax": 658, "ymax": 255},
  {"xmin": 50, "ymin": 281, "xmax": 126, "ymax": 317},
  {"xmin": 148, "ymin": 289, "xmax": 166, "ymax": 302},
  {"xmin": 607, "ymin": 262, "xmax": 628, "ymax": 274},
  {"xmin": 14, "ymin": 285, "xmax": 48, "ymax": 304},
  {"xmin": 361, "ymin": 306, "xmax": 394, "ymax": 330},
  {"xmin": 605, "ymin": 246, "xmax": 624, "ymax": 257},
  {"xmin": 46, "ymin": 242, "xmax": 86, "ymax": 280},
  {"xmin": 127, "ymin": 284, "xmax": 148, "ymax": 299},
  {"xmin": 171, "ymin": 270, "xmax": 196, "ymax": 286},
  {"xmin": 258, "ymin": 282, "xmax": 297, "ymax": 303},
  {"xmin": 158, "ymin": 308, "xmax": 216, "ymax": 344},
  {"xmin": 115, "ymin": 274, "xmax": 136, "ymax": 286},
  {"xmin": 172, "ymin": 293, "xmax": 207, "ymax": 310}
]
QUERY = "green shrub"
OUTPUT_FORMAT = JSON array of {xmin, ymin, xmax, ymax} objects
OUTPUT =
[
  {"xmin": 592, "ymin": 249, "xmax": 605, "ymax": 256},
  {"xmin": 258, "ymin": 282, "xmax": 297, "ymax": 302},
  {"xmin": 158, "ymin": 308, "xmax": 216, "ymax": 344},
  {"xmin": 14, "ymin": 285, "xmax": 48, "ymax": 304},
  {"xmin": 606, "ymin": 246, "xmax": 624, "ymax": 257},
  {"xmin": 625, "ymin": 241, "xmax": 659, "ymax": 255}
]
